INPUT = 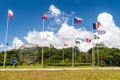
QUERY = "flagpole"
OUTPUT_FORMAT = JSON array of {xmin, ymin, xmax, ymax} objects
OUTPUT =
[
  {"xmin": 49, "ymin": 44, "xmax": 51, "ymax": 63},
  {"xmin": 3, "ymin": 17, "xmax": 9, "ymax": 67},
  {"xmin": 41, "ymin": 19, "xmax": 44, "ymax": 67},
  {"xmin": 63, "ymin": 44, "xmax": 64, "ymax": 63},
  {"xmin": 92, "ymin": 27, "xmax": 95, "ymax": 66},
  {"xmin": 72, "ymin": 17, "xmax": 74, "ymax": 67},
  {"xmin": 86, "ymin": 42, "xmax": 88, "ymax": 63},
  {"xmin": 75, "ymin": 45, "xmax": 76, "ymax": 63},
  {"xmin": 96, "ymin": 35, "xmax": 99, "ymax": 66}
]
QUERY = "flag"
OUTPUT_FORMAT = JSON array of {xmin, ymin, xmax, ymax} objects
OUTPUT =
[
  {"xmin": 74, "ymin": 17, "xmax": 82, "ymax": 24},
  {"xmin": 94, "ymin": 35, "xmax": 100, "ymax": 39},
  {"xmin": 64, "ymin": 42, "xmax": 68, "ymax": 46},
  {"xmin": 8, "ymin": 9, "xmax": 14, "ymax": 18},
  {"xmin": 50, "ymin": 44, "xmax": 54, "ymax": 48},
  {"xmin": 42, "ymin": 13, "xmax": 47, "ymax": 19},
  {"xmin": 98, "ymin": 30, "xmax": 106, "ymax": 35},
  {"xmin": 86, "ymin": 38, "xmax": 91, "ymax": 42},
  {"xmin": 35, "ymin": 44, "xmax": 39, "ymax": 48},
  {"xmin": 93, "ymin": 22, "xmax": 101, "ymax": 29},
  {"xmin": 75, "ymin": 41, "xmax": 80, "ymax": 45}
]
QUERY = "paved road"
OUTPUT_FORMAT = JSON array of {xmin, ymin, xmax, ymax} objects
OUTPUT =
[{"xmin": 1, "ymin": 67, "xmax": 120, "ymax": 71}]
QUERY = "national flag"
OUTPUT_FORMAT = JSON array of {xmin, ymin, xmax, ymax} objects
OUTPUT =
[
  {"xmin": 42, "ymin": 13, "xmax": 47, "ymax": 19},
  {"xmin": 98, "ymin": 30, "xmax": 106, "ymax": 35},
  {"xmin": 94, "ymin": 35, "xmax": 100, "ymax": 39},
  {"xmin": 64, "ymin": 42, "xmax": 68, "ymax": 46},
  {"xmin": 8, "ymin": 9, "xmax": 14, "ymax": 18},
  {"xmin": 93, "ymin": 22, "xmax": 101, "ymax": 29},
  {"xmin": 35, "ymin": 44, "xmax": 39, "ymax": 48},
  {"xmin": 75, "ymin": 41, "xmax": 80, "ymax": 45},
  {"xmin": 74, "ymin": 17, "xmax": 82, "ymax": 24},
  {"xmin": 86, "ymin": 38, "xmax": 91, "ymax": 42}
]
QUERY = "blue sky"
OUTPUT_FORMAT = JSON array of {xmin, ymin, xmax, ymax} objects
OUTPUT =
[{"xmin": 0, "ymin": 0, "xmax": 120, "ymax": 51}]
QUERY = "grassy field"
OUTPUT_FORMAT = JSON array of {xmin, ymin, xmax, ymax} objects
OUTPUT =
[{"xmin": 0, "ymin": 69, "xmax": 120, "ymax": 80}]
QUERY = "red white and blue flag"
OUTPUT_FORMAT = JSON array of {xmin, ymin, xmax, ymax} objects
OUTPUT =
[
  {"xmin": 98, "ymin": 30, "xmax": 106, "ymax": 35},
  {"xmin": 8, "ymin": 9, "xmax": 14, "ymax": 18},
  {"xmin": 74, "ymin": 17, "xmax": 82, "ymax": 24}
]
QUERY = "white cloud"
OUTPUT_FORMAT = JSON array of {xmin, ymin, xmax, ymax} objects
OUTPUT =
[
  {"xmin": 12, "ymin": 37, "xmax": 24, "ymax": 49},
  {"xmin": 58, "ymin": 23, "xmax": 92, "ymax": 50},
  {"xmin": 96, "ymin": 12, "xmax": 120, "ymax": 48},
  {"xmin": 49, "ymin": 5, "xmax": 61, "ymax": 17},
  {"xmin": 58, "ymin": 23, "xmax": 74, "ymax": 41},
  {"xmin": 47, "ymin": 26, "xmax": 57, "ymax": 31},
  {"xmin": 24, "ymin": 30, "xmax": 56, "ymax": 47},
  {"xmin": 0, "ymin": 43, "xmax": 4, "ymax": 48},
  {"xmin": 48, "ymin": 5, "xmax": 69, "ymax": 25},
  {"xmin": 58, "ymin": 23, "xmax": 92, "ymax": 41},
  {"xmin": 24, "ymin": 22, "xmax": 92, "ymax": 50}
]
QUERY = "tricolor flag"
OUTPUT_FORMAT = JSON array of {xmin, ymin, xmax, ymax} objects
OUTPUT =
[
  {"xmin": 74, "ymin": 17, "xmax": 82, "ymax": 24},
  {"xmin": 98, "ymin": 30, "xmax": 106, "ymax": 35},
  {"xmin": 42, "ymin": 13, "xmax": 47, "ymax": 19},
  {"xmin": 93, "ymin": 22, "xmax": 101, "ymax": 29},
  {"xmin": 8, "ymin": 9, "xmax": 14, "ymax": 18},
  {"xmin": 86, "ymin": 38, "xmax": 91, "ymax": 43},
  {"xmin": 64, "ymin": 42, "xmax": 68, "ymax": 46},
  {"xmin": 75, "ymin": 41, "xmax": 80, "ymax": 45}
]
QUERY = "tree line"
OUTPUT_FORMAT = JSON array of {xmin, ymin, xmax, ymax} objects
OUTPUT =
[{"xmin": 0, "ymin": 46, "xmax": 120, "ymax": 66}]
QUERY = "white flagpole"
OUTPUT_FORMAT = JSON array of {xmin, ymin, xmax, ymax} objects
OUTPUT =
[
  {"xmin": 63, "ymin": 44, "xmax": 64, "ymax": 63},
  {"xmin": 72, "ymin": 17, "xmax": 74, "ymax": 67},
  {"xmin": 41, "ymin": 19, "xmax": 44, "ymax": 67},
  {"xmin": 75, "ymin": 45, "xmax": 76, "ymax": 63},
  {"xmin": 49, "ymin": 44, "xmax": 50, "ymax": 63},
  {"xmin": 86, "ymin": 42, "xmax": 88, "ymax": 63},
  {"xmin": 96, "ymin": 35, "xmax": 99, "ymax": 66},
  {"xmin": 3, "ymin": 17, "xmax": 9, "ymax": 67},
  {"xmin": 92, "ymin": 27, "xmax": 95, "ymax": 66}
]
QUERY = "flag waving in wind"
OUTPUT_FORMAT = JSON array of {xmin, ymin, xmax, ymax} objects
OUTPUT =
[
  {"xmin": 86, "ymin": 38, "xmax": 91, "ymax": 43},
  {"xmin": 75, "ymin": 41, "xmax": 80, "ymax": 45},
  {"xmin": 74, "ymin": 17, "xmax": 82, "ymax": 24},
  {"xmin": 42, "ymin": 13, "xmax": 47, "ymax": 19},
  {"xmin": 64, "ymin": 42, "xmax": 68, "ymax": 46},
  {"xmin": 93, "ymin": 22, "xmax": 101, "ymax": 29},
  {"xmin": 8, "ymin": 9, "xmax": 14, "ymax": 18},
  {"xmin": 98, "ymin": 30, "xmax": 106, "ymax": 35}
]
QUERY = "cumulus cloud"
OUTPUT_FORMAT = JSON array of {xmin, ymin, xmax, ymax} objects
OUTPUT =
[
  {"xmin": 49, "ymin": 5, "xmax": 61, "ymax": 17},
  {"xmin": 23, "ymin": 22, "xmax": 91, "ymax": 50},
  {"xmin": 58, "ymin": 23, "xmax": 92, "ymax": 50},
  {"xmin": 0, "ymin": 43, "xmax": 4, "ymax": 48},
  {"xmin": 47, "ymin": 26, "xmax": 57, "ymax": 31},
  {"xmin": 12, "ymin": 37, "xmax": 24, "ymax": 49},
  {"xmin": 96, "ymin": 12, "xmax": 120, "ymax": 48},
  {"xmin": 24, "ymin": 30, "xmax": 56, "ymax": 47},
  {"xmin": 48, "ymin": 5, "xmax": 69, "ymax": 25}
]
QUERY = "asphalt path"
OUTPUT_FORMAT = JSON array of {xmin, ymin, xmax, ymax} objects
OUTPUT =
[{"xmin": 0, "ymin": 67, "xmax": 120, "ymax": 71}]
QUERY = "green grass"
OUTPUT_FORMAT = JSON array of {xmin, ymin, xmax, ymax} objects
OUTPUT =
[
  {"xmin": 0, "ymin": 70, "xmax": 120, "ymax": 80},
  {"xmin": 0, "ymin": 65, "xmax": 102, "ymax": 69}
]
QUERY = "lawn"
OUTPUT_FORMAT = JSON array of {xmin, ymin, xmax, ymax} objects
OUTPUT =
[{"xmin": 0, "ymin": 69, "xmax": 120, "ymax": 80}]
